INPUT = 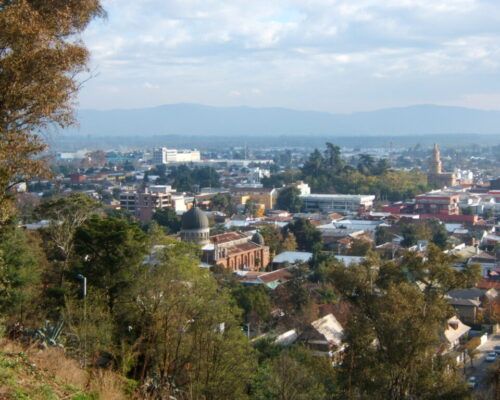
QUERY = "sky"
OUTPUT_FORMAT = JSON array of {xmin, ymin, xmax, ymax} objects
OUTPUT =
[{"xmin": 78, "ymin": 0, "xmax": 500, "ymax": 113}]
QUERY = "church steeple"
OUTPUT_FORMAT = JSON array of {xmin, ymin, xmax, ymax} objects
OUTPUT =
[{"xmin": 430, "ymin": 143, "xmax": 442, "ymax": 174}]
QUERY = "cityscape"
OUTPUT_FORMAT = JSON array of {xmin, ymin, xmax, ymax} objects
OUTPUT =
[{"xmin": 1, "ymin": 1, "xmax": 500, "ymax": 400}]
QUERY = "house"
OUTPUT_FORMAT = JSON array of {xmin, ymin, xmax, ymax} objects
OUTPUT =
[
  {"xmin": 444, "ymin": 316, "xmax": 471, "ymax": 350},
  {"xmin": 235, "ymin": 267, "xmax": 293, "ymax": 290},
  {"xmin": 442, "ymin": 316, "xmax": 471, "ymax": 364},
  {"xmin": 446, "ymin": 287, "xmax": 498, "ymax": 324},
  {"xmin": 298, "ymin": 314, "xmax": 345, "ymax": 363}
]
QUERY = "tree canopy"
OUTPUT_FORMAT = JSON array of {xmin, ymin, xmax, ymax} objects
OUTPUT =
[{"xmin": 0, "ymin": 0, "xmax": 104, "ymax": 224}]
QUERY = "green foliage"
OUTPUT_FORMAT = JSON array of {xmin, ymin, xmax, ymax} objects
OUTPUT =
[
  {"xmin": 276, "ymin": 186, "xmax": 303, "ymax": 213},
  {"xmin": 152, "ymin": 208, "xmax": 181, "ymax": 233},
  {"xmin": 375, "ymin": 225, "xmax": 394, "ymax": 245},
  {"xmin": 232, "ymin": 285, "xmax": 272, "ymax": 325},
  {"xmin": 326, "ymin": 245, "xmax": 480, "ymax": 399},
  {"xmin": 251, "ymin": 348, "xmax": 335, "ymax": 400},
  {"xmin": 299, "ymin": 143, "xmax": 429, "ymax": 201},
  {"xmin": 120, "ymin": 241, "xmax": 256, "ymax": 399},
  {"xmin": 400, "ymin": 219, "xmax": 449, "ymax": 249},
  {"xmin": 73, "ymin": 215, "xmax": 148, "ymax": 312},
  {"xmin": 169, "ymin": 165, "xmax": 220, "ymax": 191},
  {"xmin": 210, "ymin": 192, "xmax": 237, "ymax": 215},
  {"xmin": 285, "ymin": 218, "xmax": 322, "ymax": 253},
  {"xmin": 259, "ymin": 225, "xmax": 297, "ymax": 257},
  {"xmin": 36, "ymin": 193, "xmax": 99, "ymax": 292},
  {"xmin": 347, "ymin": 239, "xmax": 372, "ymax": 256},
  {"xmin": 0, "ymin": 225, "xmax": 45, "ymax": 324},
  {"xmin": 261, "ymin": 169, "xmax": 301, "ymax": 189}
]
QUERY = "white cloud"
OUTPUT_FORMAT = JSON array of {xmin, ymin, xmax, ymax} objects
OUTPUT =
[{"xmin": 79, "ymin": 0, "xmax": 500, "ymax": 112}]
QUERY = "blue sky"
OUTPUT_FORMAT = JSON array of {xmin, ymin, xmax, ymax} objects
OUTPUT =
[{"xmin": 78, "ymin": 0, "xmax": 500, "ymax": 113}]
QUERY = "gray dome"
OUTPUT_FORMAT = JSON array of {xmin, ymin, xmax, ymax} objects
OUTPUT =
[
  {"xmin": 181, "ymin": 206, "xmax": 209, "ymax": 230},
  {"xmin": 252, "ymin": 232, "xmax": 265, "ymax": 245}
]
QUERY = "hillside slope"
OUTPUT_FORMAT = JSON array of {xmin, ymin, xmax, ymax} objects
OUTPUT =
[{"xmin": 0, "ymin": 340, "xmax": 128, "ymax": 400}]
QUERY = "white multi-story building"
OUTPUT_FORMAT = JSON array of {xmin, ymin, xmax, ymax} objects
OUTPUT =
[
  {"xmin": 152, "ymin": 147, "xmax": 201, "ymax": 164},
  {"xmin": 300, "ymin": 194, "xmax": 375, "ymax": 214}
]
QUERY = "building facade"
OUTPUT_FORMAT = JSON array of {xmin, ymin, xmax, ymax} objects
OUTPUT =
[
  {"xmin": 415, "ymin": 191, "xmax": 460, "ymax": 216},
  {"xmin": 300, "ymin": 194, "xmax": 375, "ymax": 214},
  {"xmin": 231, "ymin": 187, "xmax": 277, "ymax": 210},
  {"xmin": 203, "ymin": 231, "xmax": 270, "ymax": 271},
  {"xmin": 119, "ymin": 186, "xmax": 173, "ymax": 222},
  {"xmin": 153, "ymin": 147, "xmax": 201, "ymax": 165}
]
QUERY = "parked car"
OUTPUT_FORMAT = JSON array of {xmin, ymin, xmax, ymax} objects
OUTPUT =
[
  {"xmin": 467, "ymin": 376, "xmax": 477, "ymax": 389},
  {"xmin": 486, "ymin": 352, "xmax": 497, "ymax": 362},
  {"xmin": 494, "ymin": 345, "xmax": 500, "ymax": 355}
]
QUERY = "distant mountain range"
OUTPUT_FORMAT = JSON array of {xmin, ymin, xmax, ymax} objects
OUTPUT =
[{"xmin": 66, "ymin": 103, "xmax": 500, "ymax": 137}]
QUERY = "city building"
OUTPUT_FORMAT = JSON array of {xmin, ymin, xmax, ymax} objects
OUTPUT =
[
  {"xmin": 231, "ymin": 187, "xmax": 278, "ymax": 210},
  {"xmin": 180, "ymin": 204, "xmax": 210, "ymax": 245},
  {"xmin": 202, "ymin": 231, "xmax": 270, "ymax": 271},
  {"xmin": 153, "ymin": 147, "xmax": 201, "ymax": 164},
  {"xmin": 300, "ymin": 194, "xmax": 375, "ymax": 214},
  {"xmin": 415, "ymin": 191, "xmax": 460, "ymax": 216},
  {"xmin": 119, "ymin": 186, "xmax": 173, "ymax": 222},
  {"xmin": 427, "ymin": 144, "xmax": 457, "ymax": 188}
]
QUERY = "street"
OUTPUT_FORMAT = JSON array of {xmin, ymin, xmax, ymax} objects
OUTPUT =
[{"xmin": 465, "ymin": 334, "xmax": 500, "ymax": 394}]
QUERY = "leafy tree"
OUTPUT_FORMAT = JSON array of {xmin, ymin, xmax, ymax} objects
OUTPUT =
[
  {"xmin": 251, "ymin": 348, "xmax": 333, "ymax": 400},
  {"xmin": 298, "ymin": 144, "xmax": 428, "ymax": 201},
  {"xmin": 374, "ymin": 158, "xmax": 391, "ymax": 175},
  {"xmin": 211, "ymin": 192, "xmax": 237, "ymax": 215},
  {"xmin": 0, "ymin": 225, "xmax": 46, "ymax": 324},
  {"xmin": 232, "ymin": 285, "xmax": 271, "ymax": 332},
  {"xmin": 169, "ymin": 165, "xmax": 220, "ymax": 192},
  {"xmin": 428, "ymin": 219, "xmax": 448, "ymax": 249},
  {"xmin": 152, "ymin": 207, "xmax": 181, "ymax": 233},
  {"xmin": 36, "ymin": 193, "xmax": 99, "ymax": 286},
  {"xmin": 245, "ymin": 199, "xmax": 260, "ymax": 218},
  {"xmin": 0, "ymin": 0, "xmax": 104, "ymax": 224},
  {"xmin": 282, "ymin": 232, "xmax": 297, "ymax": 252},
  {"xmin": 324, "ymin": 142, "xmax": 344, "ymax": 172},
  {"xmin": 357, "ymin": 154, "xmax": 375, "ymax": 175},
  {"xmin": 259, "ymin": 225, "xmax": 283, "ymax": 257},
  {"xmin": 375, "ymin": 226, "xmax": 394, "ymax": 246},
  {"xmin": 73, "ymin": 215, "xmax": 148, "ymax": 312},
  {"xmin": 285, "ymin": 218, "xmax": 322, "ymax": 253},
  {"xmin": 400, "ymin": 222, "xmax": 431, "ymax": 248},
  {"xmin": 347, "ymin": 239, "xmax": 372, "ymax": 256},
  {"xmin": 327, "ymin": 247, "xmax": 480, "ymax": 399},
  {"xmin": 121, "ymin": 239, "xmax": 256, "ymax": 399},
  {"xmin": 261, "ymin": 169, "xmax": 301, "ymax": 189},
  {"xmin": 277, "ymin": 186, "xmax": 303, "ymax": 213}
]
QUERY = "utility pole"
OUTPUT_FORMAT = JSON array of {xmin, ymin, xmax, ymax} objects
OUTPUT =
[{"xmin": 77, "ymin": 274, "xmax": 87, "ymax": 368}]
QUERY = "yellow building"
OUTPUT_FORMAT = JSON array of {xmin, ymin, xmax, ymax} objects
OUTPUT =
[{"xmin": 231, "ymin": 187, "xmax": 277, "ymax": 210}]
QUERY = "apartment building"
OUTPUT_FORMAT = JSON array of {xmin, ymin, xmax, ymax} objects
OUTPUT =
[{"xmin": 120, "ymin": 186, "xmax": 173, "ymax": 222}]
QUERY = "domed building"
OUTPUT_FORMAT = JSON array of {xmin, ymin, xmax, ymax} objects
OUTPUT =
[
  {"xmin": 180, "ymin": 204, "xmax": 210, "ymax": 245},
  {"xmin": 251, "ymin": 232, "xmax": 265, "ymax": 246}
]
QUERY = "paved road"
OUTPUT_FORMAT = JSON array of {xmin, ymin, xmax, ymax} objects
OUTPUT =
[{"xmin": 465, "ymin": 334, "xmax": 500, "ymax": 393}]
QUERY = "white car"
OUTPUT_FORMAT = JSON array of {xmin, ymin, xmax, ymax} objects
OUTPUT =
[
  {"xmin": 486, "ymin": 352, "xmax": 497, "ymax": 362},
  {"xmin": 467, "ymin": 376, "xmax": 477, "ymax": 389}
]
